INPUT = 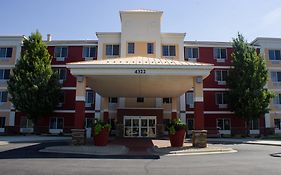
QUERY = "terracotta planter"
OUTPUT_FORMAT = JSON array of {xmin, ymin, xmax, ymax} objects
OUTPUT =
[
  {"xmin": 169, "ymin": 128, "xmax": 186, "ymax": 147},
  {"xmin": 93, "ymin": 128, "xmax": 110, "ymax": 146}
]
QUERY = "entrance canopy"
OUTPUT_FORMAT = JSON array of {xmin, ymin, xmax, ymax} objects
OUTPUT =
[{"xmin": 66, "ymin": 57, "xmax": 213, "ymax": 97}]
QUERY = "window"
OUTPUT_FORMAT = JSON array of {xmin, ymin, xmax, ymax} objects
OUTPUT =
[
  {"xmin": 217, "ymin": 118, "xmax": 230, "ymax": 130},
  {"xmin": 215, "ymin": 92, "xmax": 228, "ymax": 107},
  {"xmin": 0, "ymin": 69, "xmax": 10, "ymax": 80},
  {"xmin": 57, "ymin": 92, "xmax": 65, "ymax": 107},
  {"xmin": 215, "ymin": 70, "xmax": 228, "ymax": 84},
  {"xmin": 20, "ymin": 116, "xmax": 33, "ymax": 128},
  {"xmin": 0, "ymin": 117, "xmax": 5, "ymax": 128},
  {"xmin": 186, "ymin": 92, "xmax": 194, "ymax": 108},
  {"xmin": 162, "ymin": 45, "xmax": 176, "ymax": 57},
  {"xmin": 106, "ymin": 44, "xmax": 119, "ymax": 56},
  {"xmin": 274, "ymin": 119, "xmax": 281, "ymax": 129},
  {"xmin": 50, "ymin": 117, "xmax": 63, "ymax": 129},
  {"xmin": 83, "ymin": 46, "xmax": 97, "ymax": 58},
  {"xmin": 128, "ymin": 43, "xmax": 135, "ymax": 54},
  {"xmin": 271, "ymin": 72, "xmax": 281, "ymax": 84},
  {"xmin": 0, "ymin": 91, "xmax": 8, "ymax": 103},
  {"xmin": 109, "ymin": 97, "xmax": 118, "ymax": 103},
  {"xmin": 249, "ymin": 119, "xmax": 259, "ymax": 130},
  {"xmin": 0, "ymin": 48, "xmax": 12, "ymax": 58},
  {"xmin": 214, "ymin": 48, "xmax": 227, "ymax": 60},
  {"xmin": 147, "ymin": 43, "xmax": 154, "ymax": 54},
  {"xmin": 163, "ymin": 97, "xmax": 172, "ymax": 104},
  {"xmin": 272, "ymin": 94, "xmax": 281, "ymax": 105},
  {"xmin": 137, "ymin": 97, "xmax": 144, "ymax": 103},
  {"xmin": 187, "ymin": 118, "xmax": 194, "ymax": 130},
  {"xmin": 54, "ymin": 47, "xmax": 68, "ymax": 58},
  {"xmin": 54, "ymin": 68, "xmax": 67, "ymax": 80},
  {"xmin": 85, "ymin": 118, "xmax": 94, "ymax": 128},
  {"xmin": 269, "ymin": 50, "xmax": 281, "ymax": 60},
  {"xmin": 86, "ymin": 90, "xmax": 94, "ymax": 106},
  {"xmin": 184, "ymin": 47, "xmax": 198, "ymax": 60}
]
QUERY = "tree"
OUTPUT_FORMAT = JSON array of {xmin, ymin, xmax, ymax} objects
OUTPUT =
[
  {"xmin": 8, "ymin": 31, "xmax": 61, "ymax": 133},
  {"xmin": 227, "ymin": 33, "xmax": 274, "ymax": 134}
]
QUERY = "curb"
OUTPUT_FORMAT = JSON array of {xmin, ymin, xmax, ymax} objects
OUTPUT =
[{"xmin": 208, "ymin": 140, "xmax": 281, "ymax": 147}]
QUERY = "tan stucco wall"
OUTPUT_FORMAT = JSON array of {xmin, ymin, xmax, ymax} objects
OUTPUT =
[
  {"xmin": 126, "ymin": 41, "xmax": 156, "ymax": 58},
  {"xmin": 76, "ymin": 77, "xmax": 86, "ymax": 96},
  {"xmin": 193, "ymin": 78, "xmax": 203, "ymax": 98},
  {"xmin": 0, "ymin": 47, "xmax": 17, "ymax": 65},
  {"xmin": 264, "ymin": 49, "xmax": 281, "ymax": 68},
  {"xmin": 125, "ymin": 98, "xmax": 156, "ymax": 108},
  {"xmin": 0, "ymin": 101, "xmax": 11, "ymax": 110}
]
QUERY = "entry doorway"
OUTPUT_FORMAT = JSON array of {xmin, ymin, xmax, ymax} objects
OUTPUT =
[{"xmin": 124, "ymin": 116, "xmax": 156, "ymax": 137}]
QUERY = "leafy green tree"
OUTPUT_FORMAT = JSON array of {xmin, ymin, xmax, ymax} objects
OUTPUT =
[
  {"xmin": 227, "ymin": 33, "xmax": 274, "ymax": 134},
  {"xmin": 8, "ymin": 31, "xmax": 61, "ymax": 133}
]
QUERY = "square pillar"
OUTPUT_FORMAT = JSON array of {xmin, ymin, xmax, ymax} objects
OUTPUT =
[
  {"xmin": 194, "ymin": 76, "xmax": 204, "ymax": 130},
  {"xmin": 102, "ymin": 97, "xmax": 109, "ymax": 123},
  {"xmin": 259, "ymin": 115, "xmax": 265, "ymax": 136},
  {"xmin": 74, "ymin": 76, "xmax": 86, "ymax": 129},
  {"xmin": 171, "ymin": 97, "xmax": 178, "ymax": 120}
]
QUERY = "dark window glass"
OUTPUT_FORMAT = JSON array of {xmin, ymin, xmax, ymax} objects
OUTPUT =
[
  {"xmin": 269, "ymin": 50, "xmax": 275, "ymax": 60},
  {"xmin": 86, "ymin": 90, "xmax": 94, "ymax": 104},
  {"xmin": 137, "ymin": 97, "xmax": 144, "ymax": 103},
  {"xmin": 147, "ymin": 43, "xmax": 154, "ymax": 54},
  {"xmin": 275, "ymin": 50, "xmax": 281, "ymax": 60},
  {"xmin": 187, "ymin": 119, "xmax": 194, "ymax": 130},
  {"xmin": 221, "ymin": 48, "xmax": 227, "ymax": 59},
  {"xmin": 1, "ymin": 91, "xmax": 8, "ymax": 102},
  {"xmin": 169, "ymin": 46, "xmax": 176, "ymax": 56},
  {"xmin": 274, "ymin": 119, "xmax": 281, "ymax": 129},
  {"xmin": 6, "ymin": 48, "xmax": 12, "ymax": 58},
  {"xmin": 163, "ymin": 98, "xmax": 172, "ymax": 104},
  {"xmin": 106, "ymin": 45, "xmax": 112, "ymax": 55},
  {"xmin": 109, "ymin": 97, "xmax": 118, "ymax": 103},
  {"xmin": 113, "ymin": 45, "xmax": 119, "ymax": 56},
  {"xmin": 0, "ymin": 117, "xmax": 5, "ymax": 128},
  {"xmin": 4, "ymin": 69, "xmax": 10, "ymax": 79},
  {"xmin": 162, "ymin": 46, "xmax": 169, "ymax": 56},
  {"xmin": 128, "ymin": 43, "xmax": 134, "ymax": 54}
]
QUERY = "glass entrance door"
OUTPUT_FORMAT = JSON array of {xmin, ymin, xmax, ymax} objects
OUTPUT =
[{"xmin": 124, "ymin": 116, "xmax": 156, "ymax": 137}]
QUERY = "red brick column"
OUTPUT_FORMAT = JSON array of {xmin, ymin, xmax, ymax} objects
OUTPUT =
[
  {"xmin": 171, "ymin": 111, "xmax": 177, "ymax": 120},
  {"xmin": 259, "ymin": 115, "xmax": 265, "ymax": 135},
  {"xmin": 103, "ymin": 111, "xmax": 109, "ymax": 123},
  {"xmin": 194, "ymin": 102, "xmax": 204, "ymax": 130},
  {"xmin": 74, "ymin": 76, "xmax": 86, "ymax": 129},
  {"xmin": 193, "ymin": 76, "xmax": 204, "ymax": 130}
]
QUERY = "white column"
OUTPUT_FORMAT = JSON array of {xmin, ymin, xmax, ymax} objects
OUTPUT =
[
  {"xmin": 265, "ymin": 113, "xmax": 271, "ymax": 128},
  {"xmin": 9, "ymin": 111, "xmax": 15, "ymax": 126},
  {"xmin": 118, "ymin": 97, "xmax": 125, "ymax": 108},
  {"xmin": 95, "ymin": 93, "xmax": 101, "ymax": 119},
  {"xmin": 179, "ymin": 93, "xmax": 186, "ymax": 123},
  {"xmin": 155, "ymin": 97, "xmax": 162, "ymax": 108}
]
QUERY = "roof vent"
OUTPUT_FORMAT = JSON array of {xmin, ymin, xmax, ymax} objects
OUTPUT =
[{"xmin": 47, "ymin": 34, "xmax": 52, "ymax": 41}]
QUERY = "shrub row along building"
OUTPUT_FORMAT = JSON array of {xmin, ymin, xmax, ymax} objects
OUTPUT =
[{"xmin": 0, "ymin": 10, "xmax": 281, "ymax": 137}]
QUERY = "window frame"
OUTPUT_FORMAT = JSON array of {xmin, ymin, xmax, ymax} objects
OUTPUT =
[
  {"xmin": 217, "ymin": 118, "xmax": 231, "ymax": 130},
  {"xmin": 0, "ymin": 48, "xmax": 13, "ymax": 59},
  {"xmin": 214, "ymin": 48, "xmax": 227, "ymax": 60},
  {"xmin": 54, "ymin": 47, "xmax": 68, "ymax": 58},
  {"xmin": 272, "ymin": 94, "xmax": 281, "ymax": 105},
  {"xmin": 147, "ymin": 43, "xmax": 154, "ymax": 54},
  {"xmin": 0, "ymin": 91, "xmax": 8, "ymax": 103},
  {"xmin": 137, "ymin": 97, "xmax": 144, "ymax": 103},
  {"xmin": 0, "ymin": 117, "xmax": 5, "ymax": 128},
  {"xmin": 0, "ymin": 69, "xmax": 10, "ymax": 80},
  {"xmin": 49, "ymin": 117, "xmax": 64, "ymax": 129},
  {"xmin": 162, "ymin": 97, "xmax": 172, "ymax": 104},
  {"xmin": 269, "ymin": 49, "xmax": 281, "ymax": 61},
  {"xmin": 184, "ymin": 47, "xmax": 199, "ymax": 60},
  {"xmin": 83, "ymin": 46, "xmax": 97, "ymax": 58},
  {"xmin": 127, "ymin": 43, "xmax": 135, "ymax": 54},
  {"xmin": 215, "ymin": 92, "xmax": 228, "ymax": 108},
  {"xmin": 186, "ymin": 92, "xmax": 194, "ymax": 108},
  {"xmin": 215, "ymin": 70, "xmax": 228, "ymax": 84},
  {"xmin": 106, "ymin": 44, "xmax": 120, "ymax": 56},
  {"xmin": 274, "ymin": 119, "xmax": 281, "ymax": 129},
  {"xmin": 109, "ymin": 97, "xmax": 118, "ymax": 103},
  {"xmin": 162, "ymin": 45, "xmax": 176, "ymax": 57},
  {"xmin": 85, "ymin": 90, "xmax": 94, "ymax": 107}
]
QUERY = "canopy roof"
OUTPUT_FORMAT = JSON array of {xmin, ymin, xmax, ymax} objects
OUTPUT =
[{"xmin": 67, "ymin": 57, "xmax": 213, "ymax": 97}]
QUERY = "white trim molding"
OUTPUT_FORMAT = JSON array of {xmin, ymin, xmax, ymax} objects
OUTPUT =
[
  {"xmin": 204, "ymin": 111, "xmax": 234, "ymax": 114},
  {"xmin": 203, "ymin": 88, "xmax": 230, "ymax": 91},
  {"xmin": 75, "ymin": 96, "xmax": 85, "ymax": 101}
]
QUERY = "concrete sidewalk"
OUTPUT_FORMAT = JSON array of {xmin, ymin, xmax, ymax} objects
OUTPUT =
[
  {"xmin": 208, "ymin": 138, "xmax": 281, "ymax": 146},
  {"xmin": 0, "ymin": 135, "xmax": 71, "ymax": 143}
]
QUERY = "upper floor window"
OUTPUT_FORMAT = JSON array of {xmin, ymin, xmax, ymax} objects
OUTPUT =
[
  {"xmin": 147, "ymin": 43, "xmax": 154, "ymax": 54},
  {"xmin": 215, "ymin": 92, "xmax": 228, "ymax": 108},
  {"xmin": 272, "ymin": 94, "xmax": 281, "ymax": 105},
  {"xmin": 57, "ymin": 92, "xmax": 65, "ymax": 107},
  {"xmin": 137, "ymin": 97, "xmax": 144, "ymax": 103},
  {"xmin": 83, "ymin": 46, "xmax": 97, "ymax": 58},
  {"xmin": 249, "ymin": 119, "xmax": 259, "ymax": 130},
  {"xmin": 54, "ymin": 47, "xmax": 68, "ymax": 61},
  {"xmin": 269, "ymin": 50, "xmax": 281, "ymax": 60},
  {"xmin": 128, "ymin": 43, "xmax": 135, "ymax": 54},
  {"xmin": 271, "ymin": 71, "xmax": 281, "ymax": 84},
  {"xmin": 0, "ymin": 69, "xmax": 10, "ymax": 80},
  {"xmin": 0, "ymin": 91, "xmax": 8, "ymax": 103},
  {"xmin": 162, "ymin": 45, "xmax": 176, "ymax": 57},
  {"xmin": 54, "ymin": 68, "xmax": 66, "ymax": 83},
  {"xmin": 106, "ymin": 44, "xmax": 119, "ymax": 56},
  {"xmin": 0, "ymin": 48, "xmax": 12, "ymax": 58},
  {"xmin": 214, "ymin": 48, "xmax": 227, "ymax": 61},
  {"xmin": 85, "ymin": 90, "xmax": 94, "ymax": 107},
  {"xmin": 217, "ymin": 118, "xmax": 231, "ymax": 130},
  {"xmin": 109, "ymin": 97, "xmax": 118, "ymax": 103},
  {"xmin": 162, "ymin": 97, "xmax": 172, "ymax": 104},
  {"xmin": 184, "ymin": 47, "xmax": 198, "ymax": 60},
  {"xmin": 186, "ymin": 92, "xmax": 194, "ymax": 108},
  {"xmin": 215, "ymin": 70, "xmax": 228, "ymax": 85}
]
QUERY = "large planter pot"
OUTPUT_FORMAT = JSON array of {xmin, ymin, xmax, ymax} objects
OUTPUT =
[
  {"xmin": 169, "ymin": 129, "xmax": 186, "ymax": 147},
  {"xmin": 93, "ymin": 128, "xmax": 109, "ymax": 146}
]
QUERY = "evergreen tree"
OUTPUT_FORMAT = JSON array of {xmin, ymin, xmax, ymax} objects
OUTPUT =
[
  {"xmin": 227, "ymin": 33, "xmax": 274, "ymax": 134},
  {"xmin": 8, "ymin": 31, "xmax": 61, "ymax": 133}
]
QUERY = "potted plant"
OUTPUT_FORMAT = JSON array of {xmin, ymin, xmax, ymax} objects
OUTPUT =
[
  {"xmin": 92, "ymin": 119, "xmax": 111, "ymax": 146},
  {"xmin": 167, "ymin": 119, "xmax": 187, "ymax": 147}
]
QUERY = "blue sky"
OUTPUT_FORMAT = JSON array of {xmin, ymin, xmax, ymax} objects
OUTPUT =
[{"xmin": 1, "ymin": 0, "xmax": 281, "ymax": 42}]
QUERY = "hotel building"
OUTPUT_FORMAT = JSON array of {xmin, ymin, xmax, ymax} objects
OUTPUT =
[{"xmin": 0, "ymin": 10, "xmax": 280, "ymax": 137}]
